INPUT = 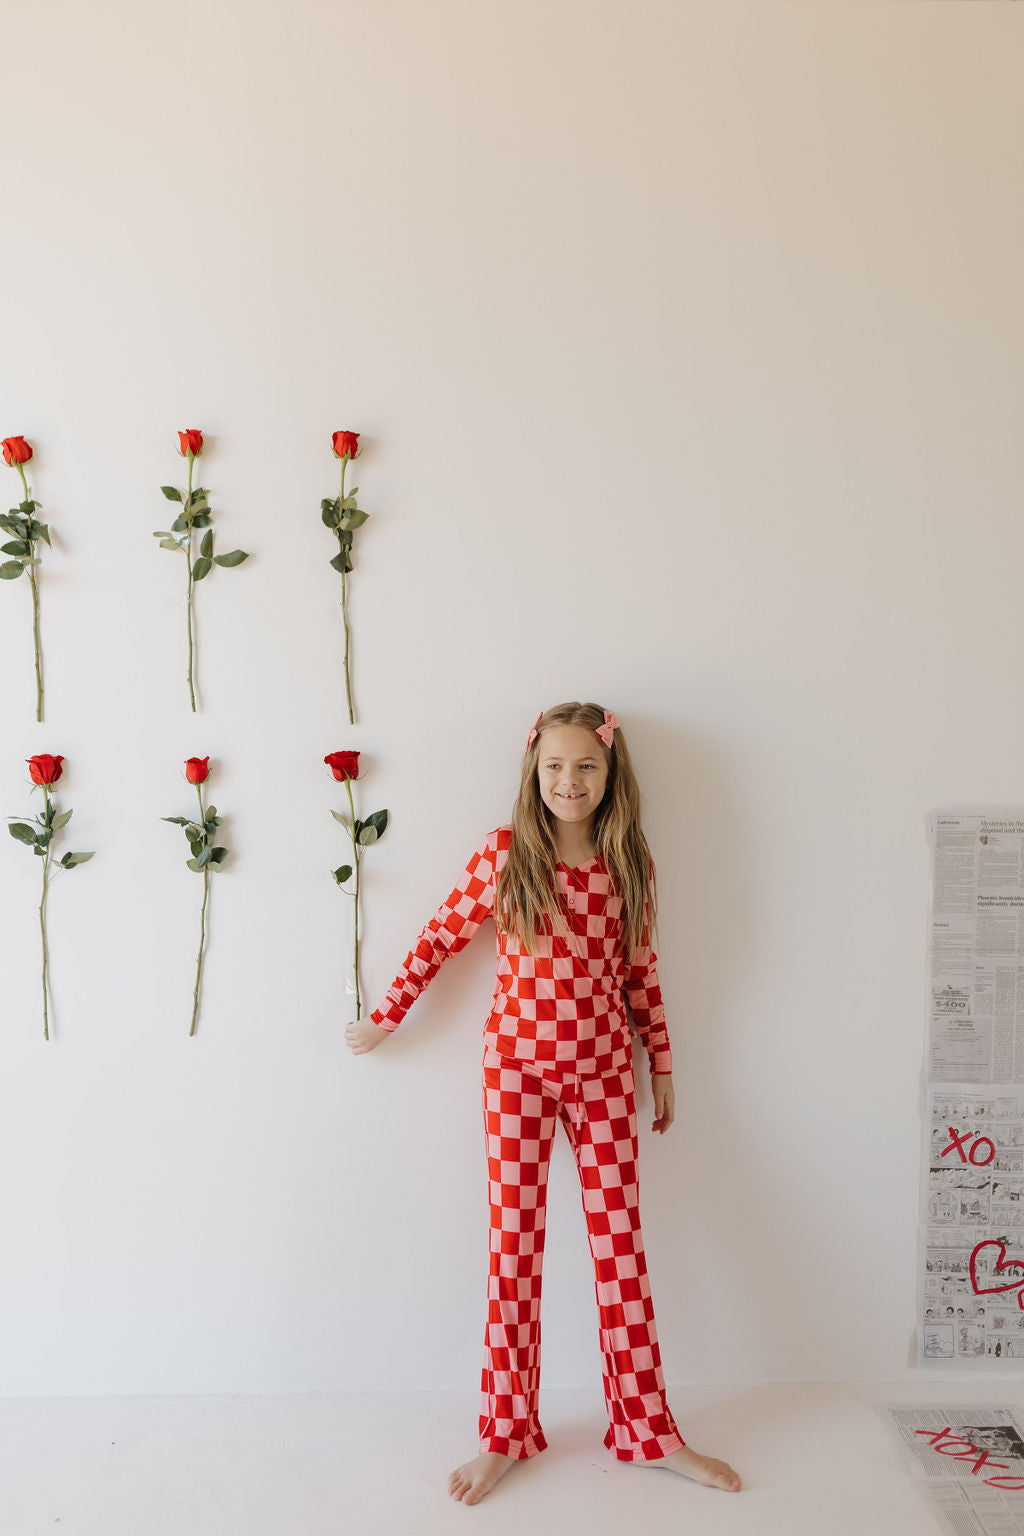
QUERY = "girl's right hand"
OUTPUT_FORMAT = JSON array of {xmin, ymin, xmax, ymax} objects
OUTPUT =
[{"xmin": 345, "ymin": 1018, "xmax": 390, "ymax": 1055}]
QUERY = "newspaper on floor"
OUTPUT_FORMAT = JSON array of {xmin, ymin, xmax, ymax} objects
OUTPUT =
[{"xmin": 883, "ymin": 1406, "xmax": 1024, "ymax": 1535}]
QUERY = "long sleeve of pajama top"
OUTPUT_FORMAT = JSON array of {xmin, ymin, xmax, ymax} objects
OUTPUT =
[{"xmin": 368, "ymin": 826, "xmax": 673, "ymax": 1074}]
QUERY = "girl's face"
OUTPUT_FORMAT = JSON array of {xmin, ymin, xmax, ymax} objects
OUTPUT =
[{"xmin": 536, "ymin": 724, "xmax": 609, "ymax": 829}]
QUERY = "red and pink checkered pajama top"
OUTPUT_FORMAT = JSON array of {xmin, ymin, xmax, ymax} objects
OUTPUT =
[{"xmin": 369, "ymin": 826, "xmax": 673, "ymax": 1074}]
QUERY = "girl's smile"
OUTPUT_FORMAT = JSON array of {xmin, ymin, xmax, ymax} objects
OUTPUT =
[{"xmin": 536, "ymin": 724, "xmax": 610, "ymax": 829}]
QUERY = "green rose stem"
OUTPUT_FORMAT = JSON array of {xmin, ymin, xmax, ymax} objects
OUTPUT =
[
  {"xmin": 16, "ymin": 462, "xmax": 42, "ymax": 723},
  {"xmin": 344, "ymin": 774, "xmax": 361, "ymax": 1017},
  {"xmin": 191, "ymin": 779, "xmax": 208, "ymax": 1037},
  {"xmin": 39, "ymin": 783, "xmax": 53, "ymax": 1039},
  {"xmin": 338, "ymin": 456, "xmax": 355, "ymax": 725},
  {"xmin": 185, "ymin": 452, "xmax": 197, "ymax": 713}
]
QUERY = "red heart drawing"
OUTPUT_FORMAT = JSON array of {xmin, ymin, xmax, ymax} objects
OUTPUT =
[{"xmin": 970, "ymin": 1240, "xmax": 1024, "ymax": 1296}]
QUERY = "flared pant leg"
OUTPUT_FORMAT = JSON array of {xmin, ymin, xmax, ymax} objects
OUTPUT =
[
  {"xmin": 479, "ymin": 1048, "xmax": 559, "ymax": 1458},
  {"xmin": 564, "ymin": 1055, "xmax": 686, "ymax": 1461},
  {"xmin": 479, "ymin": 1044, "xmax": 685, "ymax": 1462}
]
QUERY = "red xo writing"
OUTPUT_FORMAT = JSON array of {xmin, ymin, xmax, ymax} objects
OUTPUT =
[
  {"xmin": 914, "ymin": 1428, "xmax": 1024, "ymax": 1489},
  {"xmin": 941, "ymin": 1126, "xmax": 996, "ymax": 1167}
]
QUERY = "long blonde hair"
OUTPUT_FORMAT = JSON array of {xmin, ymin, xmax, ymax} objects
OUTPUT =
[{"xmin": 494, "ymin": 701, "xmax": 657, "ymax": 960}]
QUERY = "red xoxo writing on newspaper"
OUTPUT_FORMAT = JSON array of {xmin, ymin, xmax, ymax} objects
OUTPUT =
[{"xmin": 915, "ymin": 1428, "xmax": 1024, "ymax": 1488}]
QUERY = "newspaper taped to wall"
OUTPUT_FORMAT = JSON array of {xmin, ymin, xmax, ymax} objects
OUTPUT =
[
  {"xmin": 884, "ymin": 1406, "xmax": 1024, "ymax": 1534},
  {"xmin": 929, "ymin": 813, "xmax": 1024, "ymax": 1085},
  {"xmin": 921, "ymin": 1086, "xmax": 1024, "ymax": 1365},
  {"xmin": 922, "ymin": 812, "xmax": 1024, "ymax": 1367}
]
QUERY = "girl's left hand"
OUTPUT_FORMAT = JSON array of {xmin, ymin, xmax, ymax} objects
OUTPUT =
[{"xmin": 651, "ymin": 1072, "xmax": 674, "ymax": 1134}]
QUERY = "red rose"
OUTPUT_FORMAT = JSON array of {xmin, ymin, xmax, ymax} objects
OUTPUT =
[
  {"xmin": 325, "ymin": 750, "xmax": 360, "ymax": 782},
  {"xmin": 177, "ymin": 429, "xmax": 204, "ymax": 457},
  {"xmin": 27, "ymin": 754, "xmax": 64, "ymax": 785},
  {"xmin": 331, "ymin": 431, "xmax": 360, "ymax": 460},
  {"xmin": 184, "ymin": 756, "xmax": 210, "ymax": 783},
  {"xmin": 3, "ymin": 436, "xmax": 33, "ymax": 466}
]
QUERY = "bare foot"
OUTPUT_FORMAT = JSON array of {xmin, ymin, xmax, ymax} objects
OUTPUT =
[
  {"xmin": 635, "ymin": 1444, "xmax": 742, "ymax": 1491},
  {"xmin": 448, "ymin": 1450, "xmax": 516, "ymax": 1505}
]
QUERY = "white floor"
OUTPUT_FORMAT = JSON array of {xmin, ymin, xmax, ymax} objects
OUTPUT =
[{"xmin": 3, "ymin": 1381, "xmax": 1021, "ymax": 1536}]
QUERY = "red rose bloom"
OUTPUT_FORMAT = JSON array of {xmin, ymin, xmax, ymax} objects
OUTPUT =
[
  {"xmin": 3, "ymin": 435, "xmax": 33, "ymax": 466},
  {"xmin": 177, "ymin": 429, "xmax": 204, "ymax": 457},
  {"xmin": 331, "ymin": 431, "xmax": 360, "ymax": 460},
  {"xmin": 27, "ymin": 754, "xmax": 64, "ymax": 785},
  {"xmin": 184, "ymin": 756, "xmax": 210, "ymax": 784},
  {"xmin": 324, "ymin": 750, "xmax": 360, "ymax": 782}
]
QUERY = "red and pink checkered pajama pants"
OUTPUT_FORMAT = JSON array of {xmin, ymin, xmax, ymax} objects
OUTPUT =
[{"xmin": 479, "ymin": 1043, "xmax": 686, "ymax": 1462}]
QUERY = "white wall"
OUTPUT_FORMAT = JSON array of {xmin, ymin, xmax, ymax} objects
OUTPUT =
[{"xmin": 1, "ymin": 0, "xmax": 1021, "ymax": 1395}]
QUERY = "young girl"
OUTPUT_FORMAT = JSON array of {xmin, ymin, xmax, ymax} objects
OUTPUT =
[{"xmin": 344, "ymin": 701, "xmax": 741, "ymax": 1505}]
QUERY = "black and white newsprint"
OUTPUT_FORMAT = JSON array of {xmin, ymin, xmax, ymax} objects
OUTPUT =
[
  {"xmin": 922, "ymin": 812, "xmax": 1024, "ymax": 1368},
  {"xmin": 884, "ymin": 1406, "xmax": 1024, "ymax": 1534}
]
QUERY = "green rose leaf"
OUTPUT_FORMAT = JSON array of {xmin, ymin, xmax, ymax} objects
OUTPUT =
[
  {"xmin": 356, "ymin": 824, "xmax": 379, "ymax": 845},
  {"xmin": 208, "ymin": 846, "xmax": 229, "ymax": 864},
  {"xmin": 332, "ymin": 864, "xmax": 353, "ymax": 884},
  {"xmin": 161, "ymin": 816, "xmax": 191, "ymax": 826},
  {"xmin": 63, "ymin": 851, "xmax": 94, "ymax": 868},
  {"xmin": 161, "ymin": 485, "xmax": 183, "ymax": 502},
  {"xmin": 200, "ymin": 530, "xmax": 213, "ymax": 559},
  {"xmin": 341, "ymin": 495, "xmax": 359, "ymax": 510},
  {"xmin": 192, "ymin": 557, "xmax": 212, "ymax": 581},
  {"xmin": 29, "ymin": 521, "xmax": 51, "ymax": 546},
  {"xmin": 329, "ymin": 550, "xmax": 352, "ymax": 575},
  {"xmin": 8, "ymin": 822, "xmax": 36, "ymax": 844},
  {"xmin": 191, "ymin": 512, "xmax": 212, "ymax": 529},
  {"xmin": 213, "ymin": 549, "xmax": 248, "ymax": 567},
  {"xmin": 170, "ymin": 516, "xmax": 189, "ymax": 533},
  {"xmin": 329, "ymin": 808, "xmax": 349, "ymax": 825},
  {"xmin": 1, "ymin": 540, "xmax": 30, "ymax": 557},
  {"xmin": 51, "ymin": 809, "xmax": 73, "ymax": 830},
  {"xmin": 0, "ymin": 513, "xmax": 22, "ymax": 534},
  {"xmin": 340, "ymin": 509, "xmax": 369, "ymax": 531},
  {"xmin": 0, "ymin": 561, "xmax": 25, "ymax": 579},
  {"xmin": 321, "ymin": 499, "xmax": 341, "ymax": 529},
  {"xmin": 361, "ymin": 809, "xmax": 389, "ymax": 842},
  {"xmin": 159, "ymin": 538, "xmax": 181, "ymax": 551}
]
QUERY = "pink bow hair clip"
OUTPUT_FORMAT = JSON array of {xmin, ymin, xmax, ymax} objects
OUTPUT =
[
  {"xmin": 525, "ymin": 711, "xmax": 543, "ymax": 751},
  {"xmin": 595, "ymin": 710, "xmax": 618, "ymax": 748}
]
